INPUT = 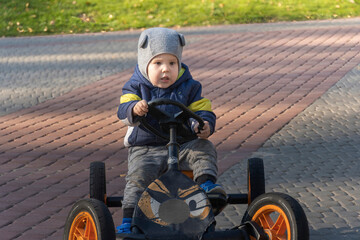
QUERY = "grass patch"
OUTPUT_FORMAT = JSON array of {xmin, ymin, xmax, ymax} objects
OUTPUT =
[{"xmin": 1, "ymin": 0, "xmax": 360, "ymax": 37}]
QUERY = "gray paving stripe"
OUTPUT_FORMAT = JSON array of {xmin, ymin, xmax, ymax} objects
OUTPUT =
[
  {"xmin": 0, "ymin": 39, "xmax": 138, "ymax": 116},
  {"xmin": 216, "ymin": 64, "xmax": 360, "ymax": 239}
]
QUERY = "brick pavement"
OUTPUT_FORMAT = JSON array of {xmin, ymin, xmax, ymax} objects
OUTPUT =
[
  {"xmin": 216, "ymin": 65, "xmax": 360, "ymax": 239},
  {"xmin": 1, "ymin": 19, "xmax": 360, "ymax": 239}
]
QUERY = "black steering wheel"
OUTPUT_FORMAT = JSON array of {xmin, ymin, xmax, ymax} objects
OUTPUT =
[{"xmin": 139, "ymin": 98, "xmax": 205, "ymax": 144}]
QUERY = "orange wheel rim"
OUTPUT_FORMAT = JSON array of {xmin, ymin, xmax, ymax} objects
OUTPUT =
[
  {"xmin": 252, "ymin": 204, "xmax": 291, "ymax": 240},
  {"xmin": 69, "ymin": 211, "xmax": 97, "ymax": 240},
  {"xmin": 181, "ymin": 170, "xmax": 194, "ymax": 180}
]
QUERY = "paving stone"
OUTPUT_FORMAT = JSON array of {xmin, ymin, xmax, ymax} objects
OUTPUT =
[{"xmin": 219, "ymin": 54, "xmax": 360, "ymax": 238}]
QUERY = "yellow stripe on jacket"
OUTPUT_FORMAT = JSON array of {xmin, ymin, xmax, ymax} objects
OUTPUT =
[
  {"xmin": 188, "ymin": 98, "xmax": 213, "ymax": 112},
  {"xmin": 120, "ymin": 94, "xmax": 141, "ymax": 104}
]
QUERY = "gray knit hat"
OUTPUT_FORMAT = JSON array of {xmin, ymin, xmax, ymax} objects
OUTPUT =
[{"xmin": 138, "ymin": 27, "xmax": 186, "ymax": 80}]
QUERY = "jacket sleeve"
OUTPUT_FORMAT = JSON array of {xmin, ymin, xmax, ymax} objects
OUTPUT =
[
  {"xmin": 187, "ymin": 82, "xmax": 216, "ymax": 135},
  {"xmin": 117, "ymin": 81, "xmax": 142, "ymax": 126}
]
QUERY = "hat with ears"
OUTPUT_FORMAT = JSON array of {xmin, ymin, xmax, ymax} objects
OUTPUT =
[{"xmin": 137, "ymin": 27, "xmax": 186, "ymax": 80}]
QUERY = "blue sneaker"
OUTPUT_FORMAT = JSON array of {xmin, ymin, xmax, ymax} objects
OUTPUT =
[
  {"xmin": 200, "ymin": 180, "xmax": 227, "ymax": 197},
  {"xmin": 116, "ymin": 218, "xmax": 132, "ymax": 233}
]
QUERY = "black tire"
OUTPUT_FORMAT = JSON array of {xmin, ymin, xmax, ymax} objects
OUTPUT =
[
  {"xmin": 90, "ymin": 161, "xmax": 106, "ymax": 203},
  {"xmin": 247, "ymin": 157, "xmax": 265, "ymax": 204},
  {"xmin": 242, "ymin": 192, "xmax": 309, "ymax": 240},
  {"xmin": 63, "ymin": 198, "xmax": 115, "ymax": 240}
]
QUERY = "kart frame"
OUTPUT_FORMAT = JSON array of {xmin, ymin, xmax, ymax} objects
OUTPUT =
[{"xmin": 64, "ymin": 99, "xmax": 309, "ymax": 240}]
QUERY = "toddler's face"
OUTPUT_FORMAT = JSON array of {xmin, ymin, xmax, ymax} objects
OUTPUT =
[{"xmin": 147, "ymin": 53, "xmax": 179, "ymax": 88}]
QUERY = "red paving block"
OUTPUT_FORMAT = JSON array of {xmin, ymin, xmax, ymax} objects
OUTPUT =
[{"xmin": 0, "ymin": 229, "xmax": 20, "ymax": 240}]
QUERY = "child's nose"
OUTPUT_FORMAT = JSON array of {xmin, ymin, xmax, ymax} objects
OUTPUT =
[{"xmin": 162, "ymin": 64, "xmax": 170, "ymax": 72}]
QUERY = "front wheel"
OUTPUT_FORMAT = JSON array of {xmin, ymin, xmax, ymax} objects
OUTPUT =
[
  {"xmin": 64, "ymin": 198, "xmax": 115, "ymax": 240},
  {"xmin": 242, "ymin": 192, "xmax": 309, "ymax": 240}
]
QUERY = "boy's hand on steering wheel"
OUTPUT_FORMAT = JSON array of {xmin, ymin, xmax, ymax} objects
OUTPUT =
[
  {"xmin": 194, "ymin": 121, "xmax": 211, "ymax": 139},
  {"xmin": 133, "ymin": 100, "xmax": 148, "ymax": 117}
]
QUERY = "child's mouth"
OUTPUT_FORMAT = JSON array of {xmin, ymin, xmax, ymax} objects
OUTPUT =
[{"xmin": 161, "ymin": 76, "xmax": 170, "ymax": 81}]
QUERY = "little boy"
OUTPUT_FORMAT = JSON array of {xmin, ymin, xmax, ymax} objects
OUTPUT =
[{"xmin": 117, "ymin": 27, "xmax": 225, "ymax": 233}]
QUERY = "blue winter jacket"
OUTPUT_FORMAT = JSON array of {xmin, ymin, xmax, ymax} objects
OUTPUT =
[{"xmin": 117, "ymin": 63, "xmax": 216, "ymax": 147}]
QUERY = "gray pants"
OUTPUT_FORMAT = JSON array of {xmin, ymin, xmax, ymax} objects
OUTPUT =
[{"xmin": 122, "ymin": 139, "xmax": 217, "ymax": 210}]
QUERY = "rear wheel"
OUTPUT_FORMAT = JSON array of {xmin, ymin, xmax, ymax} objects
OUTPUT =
[
  {"xmin": 64, "ymin": 198, "xmax": 115, "ymax": 240},
  {"xmin": 90, "ymin": 161, "xmax": 107, "ymax": 203},
  {"xmin": 247, "ymin": 158, "xmax": 265, "ymax": 204},
  {"xmin": 242, "ymin": 193, "xmax": 309, "ymax": 240}
]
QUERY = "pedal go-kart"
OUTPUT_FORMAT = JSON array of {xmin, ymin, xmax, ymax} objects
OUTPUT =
[{"xmin": 64, "ymin": 99, "xmax": 309, "ymax": 240}]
